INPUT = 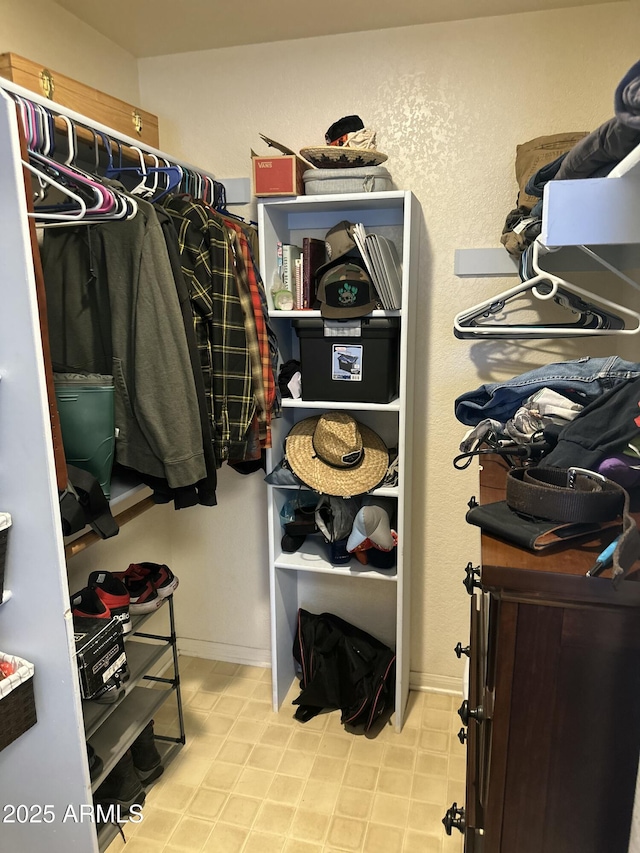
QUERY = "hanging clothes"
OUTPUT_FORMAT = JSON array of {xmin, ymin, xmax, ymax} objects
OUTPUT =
[
  {"xmin": 160, "ymin": 196, "xmax": 255, "ymax": 465},
  {"xmin": 216, "ymin": 213, "xmax": 276, "ymax": 449},
  {"xmin": 41, "ymin": 202, "xmax": 208, "ymax": 490},
  {"xmin": 147, "ymin": 201, "xmax": 218, "ymax": 506}
]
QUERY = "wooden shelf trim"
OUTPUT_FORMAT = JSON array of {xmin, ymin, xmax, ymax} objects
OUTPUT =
[{"xmin": 64, "ymin": 495, "xmax": 156, "ymax": 559}]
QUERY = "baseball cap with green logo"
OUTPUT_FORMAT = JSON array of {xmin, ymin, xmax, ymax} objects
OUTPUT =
[{"xmin": 316, "ymin": 261, "xmax": 378, "ymax": 319}]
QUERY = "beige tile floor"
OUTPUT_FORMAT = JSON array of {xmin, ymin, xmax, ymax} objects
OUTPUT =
[{"xmin": 106, "ymin": 656, "xmax": 465, "ymax": 853}]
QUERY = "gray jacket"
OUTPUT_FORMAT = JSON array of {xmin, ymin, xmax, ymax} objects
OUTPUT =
[{"xmin": 42, "ymin": 203, "xmax": 206, "ymax": 489}]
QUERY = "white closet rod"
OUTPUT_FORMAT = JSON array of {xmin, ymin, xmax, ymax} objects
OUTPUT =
[{"xmin": 0, "ymin": 76, "xmax": 251, "ymax": 205}]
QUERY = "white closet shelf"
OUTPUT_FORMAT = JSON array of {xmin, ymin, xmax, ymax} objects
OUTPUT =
[
  {"xmin": 542, "ymin": 176, "xmax": 640, "ymax": 249},
  {"xmin": 455, "ymin": 243, "xmax": 640, "ymax": 278},
  {"xmin": 454, "ymin": 248, "xmax": 519, "ymax": 278},
  {"xmin": 0, "ymin": 589, "xmax": 12, "ymax": 606},
  {"xmin": 263, "ymin": 190, "xmax": 408, "ymax": 214},
  {"xmin": 274, "ymin": 539, "xmax": 397, "ymax": 581},
  {"xmin": 281, "ymin": 398, "xmax": 400, "ymax": 412},
  {"xmin": 0, "ymin": 77, "xmax": 251, "ymax": 206},
  {"xmin": 269, "ymin": 309, "xmax": 401, "ymax": 319},
  {"xmin": 270, "ymin": 483, "xmax": 399, "ymax": 498},
  {"xmin": 109, "ymin": 470, "xmax": 153, "ymax": 509}
]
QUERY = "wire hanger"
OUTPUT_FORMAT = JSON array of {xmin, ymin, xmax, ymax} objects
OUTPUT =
[
  {"xmin": 453, "ymin": 238, "xmax": 640, "ymax": 338},
  {"xmin": 211, "ymin": 181, "xmax": 258, "ymax": 228}
]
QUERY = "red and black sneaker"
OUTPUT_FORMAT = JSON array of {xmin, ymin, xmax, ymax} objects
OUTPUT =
[
  {"xmin": 112, "ymin": 569, "xmax": 161, "ymax": 615},
  {"xmin": 123, "ymin": 562, "xmax": 179, "ymax": 599},
  {"xmin": 88, "ymin": 571, "xmax": 132, "ymax": 635},
  {"xmin": 71, "ymin": 586, "xmax": 112, "ymax": 621}
]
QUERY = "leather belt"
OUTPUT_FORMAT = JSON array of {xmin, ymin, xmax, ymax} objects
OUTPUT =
[{"xmin": 506, "ymin": 466, "xmax": 640, "ymax": 583}]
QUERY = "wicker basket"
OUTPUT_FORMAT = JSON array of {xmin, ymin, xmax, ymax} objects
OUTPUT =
[
  {"xmin": 0, "ymin": 654, "xmax": 36, "ymax": 752},
  {"xmin": 0, "ymin": 513, "xmax": 11, "ymax": 602}
]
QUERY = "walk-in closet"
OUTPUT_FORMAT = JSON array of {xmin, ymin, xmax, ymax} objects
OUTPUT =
[{"xmin": 1, "ymin": 2, "xmax": 640, "ymax": 852}]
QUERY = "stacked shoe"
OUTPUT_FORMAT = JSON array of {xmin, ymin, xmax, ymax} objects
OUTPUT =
[
  {"xmin": 87, "ymin": 571, "xmax": 132, "ymax": 634},
  {"xmin": 94, "ymin": 749, "xmax": 145, "ymax": 814},
  {"xmin": 130, "ymin": 720, "xmax": 164, "ymax": 784},
  {"xmin": 87, "ymin": 743, "xmax": 104, "ymax": 782},
  {"xmin": 71, "ymin": 586, "xmax": 112, "ymax": 622},
  {"xmin": 113, "ymin": 562, "xmax": 179, "ymax": 612}
]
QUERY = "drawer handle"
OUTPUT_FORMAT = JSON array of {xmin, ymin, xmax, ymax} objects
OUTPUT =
[
  {"xmin": 458, "ymin": 699, "xmax": 484, "ymax": 726},
  {"xmin": 442, "ymin": 802, "xmax": 466, "ymax": 835},
  {"xmin": 455, "ymin": 642, "xmax": 470, "ymax": 659},
  {"xmin": 463, "ymin": 562, "xmax": 481, "ymax": 595},
  {"xmin": 457, "ymin": 727, "xmax": 468, "ymax": 744}
]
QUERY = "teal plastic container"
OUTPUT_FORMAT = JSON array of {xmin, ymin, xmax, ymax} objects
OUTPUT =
[{"xmin": 54, "ymin": 374, "xmax": 115, "ymax": 500}]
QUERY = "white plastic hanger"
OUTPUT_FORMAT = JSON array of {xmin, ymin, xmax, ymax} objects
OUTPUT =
[
  {"xmin": 453, "ymin": 238, "xmax": 640, "ymax": 338},
  {"xmin": 22, "ymin": 159, "xmax": 87, "ymax": 222}
]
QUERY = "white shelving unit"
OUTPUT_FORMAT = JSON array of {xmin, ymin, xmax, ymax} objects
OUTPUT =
[{"xmin": 258, "ymin": 191, "xmax": 420, "ymax": 731}]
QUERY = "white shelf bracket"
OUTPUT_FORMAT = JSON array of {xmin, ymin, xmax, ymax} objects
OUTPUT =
[{"xmin": 577, "ymin": 245, "xmax": 640, "ymax": 292}]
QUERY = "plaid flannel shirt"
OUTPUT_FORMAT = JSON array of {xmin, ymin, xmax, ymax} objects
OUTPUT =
[
  {"xmin": 161, "ymin": 197, "xmax": 254, "ymax": 464},
  {"xmin": 220, "ymin": 217, "xmax": 276, "ymax": 448}
]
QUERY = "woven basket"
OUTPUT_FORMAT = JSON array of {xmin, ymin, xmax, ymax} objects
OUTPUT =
[
  {"xmin": 0, "ymin": 654, "xmax": 36, "ymax": 752},
  {"xmin": 0, "ymin": 513, "xmax": 11, "ymax": 602}
]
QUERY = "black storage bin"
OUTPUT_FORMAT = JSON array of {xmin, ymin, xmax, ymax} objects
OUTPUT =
[{"xmin": 294, "ymin": 319, "xmax": 400, "ymax": 403}]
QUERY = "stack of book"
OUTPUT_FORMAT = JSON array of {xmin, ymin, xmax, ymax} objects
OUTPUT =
[{"xmin": 276, "ymin": 238, "xmax": 327, "ymax": 310}]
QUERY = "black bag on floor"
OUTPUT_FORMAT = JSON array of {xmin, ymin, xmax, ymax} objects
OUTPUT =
[{"xmin": 292, "ymin": 608, "xmax": 396, "ymax": 733}]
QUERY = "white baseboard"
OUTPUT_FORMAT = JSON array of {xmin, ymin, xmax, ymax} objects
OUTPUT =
[
  {"xmin": 177, "ymin": 638, "xmax": 270, "ymax": 668},
  {"xmin": 409, "ymin": 670, "xmax": 464, "ymax": 696},
  {"xmin": 176, "ymin": 641, "xmax": 464, "ymax": 696}
]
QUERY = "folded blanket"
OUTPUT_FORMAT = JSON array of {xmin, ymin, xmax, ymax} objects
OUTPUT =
[{"xmin": 615, "ymin": 59, "xmax": 640, "ymax": 129}]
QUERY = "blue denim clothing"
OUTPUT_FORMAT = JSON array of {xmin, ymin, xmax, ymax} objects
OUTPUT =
[
  {"xmin": 524, "ymin": 153, "xmax": 567, "ymax": 199},
  {"xmin": 455, "ymin": 356, "xmax": 640, "ymax": 426}
]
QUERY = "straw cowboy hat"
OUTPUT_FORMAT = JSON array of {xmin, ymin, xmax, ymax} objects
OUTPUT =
[{"xmin": 285, "ymin": 412, "xmax": 389, "ymax": 497}]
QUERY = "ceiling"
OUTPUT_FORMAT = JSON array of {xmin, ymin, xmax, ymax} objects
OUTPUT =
[{"xmin": 53, "ymin": 0, "xmax": 620, "ymax": 58}]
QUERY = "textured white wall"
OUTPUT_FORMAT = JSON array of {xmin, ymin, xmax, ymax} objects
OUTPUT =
[
  {"xmin": 138, "ymin": 2, "xmax": 639, "ymax": 689},
  {"xmin": 0, "ymin": 0, "xmax": 140, "ymax": 103}
]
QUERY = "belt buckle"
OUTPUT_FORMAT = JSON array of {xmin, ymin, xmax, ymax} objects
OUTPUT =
[{"xmin": 567, "ymin": 466, "xmax": 606, "ymax": 490}]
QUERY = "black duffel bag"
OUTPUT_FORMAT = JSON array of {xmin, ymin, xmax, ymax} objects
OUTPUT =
[{"xmin": 292, "ymin": 608, "xmax": 396, "ymax": 734}]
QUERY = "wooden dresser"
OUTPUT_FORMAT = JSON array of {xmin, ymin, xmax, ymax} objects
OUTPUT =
[{"xmin": 444, "ymin": 458, "xmax": 640, "ymax": 853}]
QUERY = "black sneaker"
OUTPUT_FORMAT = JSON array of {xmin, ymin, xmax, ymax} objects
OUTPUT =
[
  {"xmin": 121, "ymin": 562, "xmax": 179, "ymax": 599},
  {"xmin": 87, "ymin": 743, "xmax": 103, "ymax": 782},
  {"xmin": 130, "ymin": 720, "xmax": 164, "ymax": 785},
  {"xmin": 94, "ymin": 749, "xmax": 146, "ymax": 814},
  {"xmin": 71, "ymin": 587, "xmax": 112, "ymax": 622},
  {"xmin": 88, "ymin": 571, "xmax": 131, "ymax": 634},
  {"xmin": 112, "ymin": 570, "xmax": 162, "ymax": 615}
]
